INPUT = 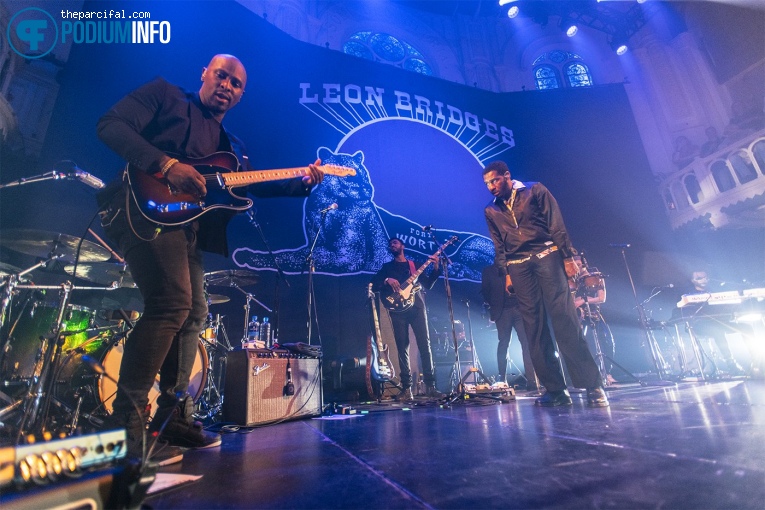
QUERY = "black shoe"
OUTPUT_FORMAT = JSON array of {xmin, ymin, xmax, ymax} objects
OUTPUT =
[
  {"xmin": 103, "ymin": 411, "xmax": 184, "ymax": 466},
  {"xmin": 586, "ymin": 387, "xmax": 610, "ymax": 407},
  {"xmin": 395, "ymin": 388, "xmax": 414, "ymax": 401},
  {"xmin": 150, "ymin": 396, "xmax": 222, "ymax": 449},
  {"xmin": 148, "ymin": 440, "xmax": 185, "ymax": 466},
  {"xmin": 535, "ymin": 389, "xmax": 573, "ymax": 407}
]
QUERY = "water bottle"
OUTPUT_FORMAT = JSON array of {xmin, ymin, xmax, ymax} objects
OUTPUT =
[
  {"xmin": 261, "ymin": 317, "xmax": 271, "ymax": 347},
  {"xmin": 247, "ymin": 316, "xmax": 260, "ymax": 347}
]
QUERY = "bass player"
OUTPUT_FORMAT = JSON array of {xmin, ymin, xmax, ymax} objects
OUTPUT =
[{"xmin": 371, "ymin": 238, "xmax": 443, "ymax": 400}]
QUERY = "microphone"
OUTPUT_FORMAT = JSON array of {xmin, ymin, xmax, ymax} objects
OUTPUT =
[
  {"xmin": 284, "ymin": 359, "xmax": 295, "ymax": 396},
  {"xmin": 660, "ymin": 284, "xmax": 675, "ymax": 289},
  {"xmin": 422, "ymin": 225, "xmax": 433, "ymax": 232},
  {"xmin": 609, "ymin": 243, "xmax": 631, "ymax": 248},
  {"xmin": 56, "ymin": 167, "xmax": 106, "ymax": 189},
  {"xmin": 319, "ymin": 203, "xmax": 338, "ymax": 214}
]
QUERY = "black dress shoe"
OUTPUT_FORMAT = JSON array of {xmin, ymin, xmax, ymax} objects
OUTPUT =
[
  {"xmin": 535, "ymin": 389, "xmax": 572, "ymax": 407},
  {"xmin": 586, "ymin": 387, "xmax": 609, "ymax": 407}
]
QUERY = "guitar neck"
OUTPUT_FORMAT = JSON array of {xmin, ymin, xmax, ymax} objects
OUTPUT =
[
  {"xmin": 221, "ymin": 167, "xmax": 312, "ymax": 187},
  {"xmin": 405, "ymin": 260, "xmax": 433, "ymax": 287}
]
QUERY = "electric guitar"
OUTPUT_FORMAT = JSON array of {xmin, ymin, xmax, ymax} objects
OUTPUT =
[
  {"xmin": 382, "ymin": 236, "xmax": 458, "ymax": 313},
  {"xmin": 125, "ymin": 152, "xmax": 356, "ymax": 226},
  {"xmin": 367, "ymin": 284, "xmax": 394, "ymax": 383}
]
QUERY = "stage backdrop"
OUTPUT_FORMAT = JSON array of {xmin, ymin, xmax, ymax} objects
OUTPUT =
[{"xmin": 3, "ymin": 1, "xmax": 669, "ymax": 373}]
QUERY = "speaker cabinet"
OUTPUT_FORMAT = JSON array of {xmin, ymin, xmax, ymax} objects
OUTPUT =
[{"xmin": 223, "ymin": 349, "xmax": 323, "ymax": 426}]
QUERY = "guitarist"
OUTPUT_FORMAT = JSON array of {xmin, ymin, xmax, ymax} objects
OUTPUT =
[
  {"xmin": 95, "ymin": 54, "xmax": 324, "ymax": 465},
  {"xmin": 371, "ymin": 238, "xmax": 443, "ymax": 400}
]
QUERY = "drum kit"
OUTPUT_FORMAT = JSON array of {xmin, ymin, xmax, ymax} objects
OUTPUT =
[{"xmin": 0, "ymin": 228, "xmax": 263, "ymax": 441}]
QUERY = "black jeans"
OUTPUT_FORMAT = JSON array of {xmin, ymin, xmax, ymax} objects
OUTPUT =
[
  {"xmin": 103, "ymin": 201, "xmax": 207, "ymax": 417},
  {"xmin": 389, "ymin": 302, "xmax": 435, "ymax": 389},
  {"xmin": 494, "ymin": 304, "xmax": 536, "ymax": 384},
  {"xmin": 507, "ymin": 251, "xmax": 602, "ymax": 392}
]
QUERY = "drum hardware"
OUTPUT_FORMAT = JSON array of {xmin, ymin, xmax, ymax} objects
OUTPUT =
[
  {"xmin": 1, "ymin": 278, "xmax": 127, "ymax": 439},
  {"xmin": 204, "ymin": 269, "xmax": 267, "ymax": 346},
  {"xmin": 194, "ymin": 313, "xmax": 233, "ymax": 421}
]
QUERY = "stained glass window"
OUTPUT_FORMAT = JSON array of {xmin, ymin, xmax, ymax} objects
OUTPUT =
[
  {"xmin": 343, "ymin": 31, "xmax": 433, "ymax": 76},
  {"xmin": 533, "ymin": 51, "xmax": 592, "ymax": 90}
]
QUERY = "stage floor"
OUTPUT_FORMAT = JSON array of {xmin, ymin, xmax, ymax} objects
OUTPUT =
[{"xmin": 146, "ymin": 380, "xmax": 765, "ymax": 509}]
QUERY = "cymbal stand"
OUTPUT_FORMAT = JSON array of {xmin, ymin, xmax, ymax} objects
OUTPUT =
[
  {"xmin": 616, "ymin": 247, "xmax": 674, "ymax": 385},
  {"xmin": 462, "ymin": 299, "xmax": 484, "ymax": 385},
  {"xmin": 196, "ymin": 314, "xmax": 232, "ymax": 421},
  {"xmin": 229, "ymin": 283, "xmax": 272, "ymax": 345}
]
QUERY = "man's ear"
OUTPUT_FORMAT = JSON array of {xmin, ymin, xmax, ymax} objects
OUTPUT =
[{"xmin": 201, "ymin": 67, "xmax": 207, "ymax": 81}]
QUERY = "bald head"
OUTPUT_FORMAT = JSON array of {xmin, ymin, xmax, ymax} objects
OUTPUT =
[{"xmin": 199, "ymin": 54, "xmax": 247, "ymax": 120}]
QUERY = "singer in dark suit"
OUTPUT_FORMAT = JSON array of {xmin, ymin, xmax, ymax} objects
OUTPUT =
[
  {"xmin": 96, "ymin": 54, "xmax": 324, "ymax": 465},
  {"xmin": 483, "ymin": 161, "xmax": 607, "ymax": 407}
]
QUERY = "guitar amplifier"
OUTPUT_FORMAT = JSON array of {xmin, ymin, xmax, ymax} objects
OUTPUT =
[{"xmin": 223, "ymin": 349, "xmax": 323, "ymax": 426}]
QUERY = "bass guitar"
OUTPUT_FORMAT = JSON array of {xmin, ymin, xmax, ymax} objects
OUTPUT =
[
  {"xmin": 125, "ymin": 152, "xmax": 356, "ymax": 226},
  {"xmin": 366, "ymin": 284, "xmax": 394, "ymax": 385},
  {"xmin": 382, "ymin": 236, "xmax": 458, "ymax": 313}
]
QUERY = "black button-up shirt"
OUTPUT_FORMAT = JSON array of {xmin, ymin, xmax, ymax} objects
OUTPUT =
[{"xmin": 484, "ymin": 181, "xmax": 577, "ymax": 271}]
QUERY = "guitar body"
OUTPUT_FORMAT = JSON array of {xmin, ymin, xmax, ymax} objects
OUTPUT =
[
  {"xmin": 126, "ymin": 152, "xmax": 252, "ymax": 226},
  {"xmin": 125, "ymin": 152, "xmax": 356, "ymax": 226},
  {"xmin": 383, "ymin": 283, "xmax": 422, "ymax": 313},
  {"xmin": 380, "ymin": 236, "xmax": 458, "ymax": 313}
]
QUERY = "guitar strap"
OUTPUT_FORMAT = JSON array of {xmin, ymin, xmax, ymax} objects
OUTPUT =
[{"xmin": 408, "ymin": 260, "xmax": 416, "ymax": 276}]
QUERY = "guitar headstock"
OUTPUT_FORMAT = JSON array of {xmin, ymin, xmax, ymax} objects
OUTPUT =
[{"xmin": 318, "ymin": 164, "xmax": 357, "ymax": 177}]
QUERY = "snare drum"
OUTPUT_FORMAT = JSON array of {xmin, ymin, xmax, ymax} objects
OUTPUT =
[
  {"xmin": 1, "ymin": 302, "xmax": 94, "ymax": 381},
  {"xmin": 55, "ymin": 335, "xmax": 208, "ymax": 417}
]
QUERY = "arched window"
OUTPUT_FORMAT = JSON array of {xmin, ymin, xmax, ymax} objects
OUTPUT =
[
  {"xmin": 343, "ymin": 32, "xmax": 433, "ymax": 76},
  {"xmin": 565, "ymin": 62, "xmax": 592, "ymax": 87},
  {"xmin": 729, "ymin": 150, "xmax": 758, "ymax": 184},
  {"xmin": 751, "ymin": 139, "xmax": 765, "ymax": 175},
  {"xmin": 533, "ymin": 51, "xmax": 593, "ymax": 90},
  {"xmin": 534, "ymin": 65, "xmax": 560, "ymax": 90},
  {"xmin": 710, "ymin": 160, "xmax": 737, "ymax": 192},
  {"xmin": 683, "ymin": 174, "xmax": 704, "ymax": 204}
]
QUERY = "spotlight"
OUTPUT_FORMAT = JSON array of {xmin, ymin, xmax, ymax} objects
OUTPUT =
[
  {"xmin": 637, "ymin": 0, "xmax": 648, "ymax": 4},
  {"xmin": 498, "ymin": 0, "xmax": 517, "ymax": 6},
  {"xmin": 507, "ymin": 6, "xmax": 519, "ymax": 18},
  {"xmin": 566, "ymin": 25, "xmax": 578, "ymax": 37},
  {"xmin": 616, "ymin": 44, "xmax": 629, "ymax": 55}
]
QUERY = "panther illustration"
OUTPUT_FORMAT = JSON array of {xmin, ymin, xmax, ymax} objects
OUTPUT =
[{"xmin": 232, "ymin": 147, "xmax": 494, "ymax": 279}]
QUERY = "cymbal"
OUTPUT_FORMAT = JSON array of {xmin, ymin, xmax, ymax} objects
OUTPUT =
[
  {"xmin": 205, "ymin": 269, "xmax": 260, "ymax": 287},
  {"xmin": 1, "ymin": 229, "xmax": 111, "ymax": 263},
  {"xmin": 207, "ymin": 294, "xmax": 230, "ymax": 305},
  {"xmin": 64, "ymin": 262, "xmax": 136, "ymax": 287},
  {"xmin": 0, "ymin": 261, "xmax": 22, "ymax": 276}
]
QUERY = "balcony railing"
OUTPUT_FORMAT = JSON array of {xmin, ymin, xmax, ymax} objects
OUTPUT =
[{"xmin": 659, "ymin": 130, "xmax": 765, "ymax": 229}]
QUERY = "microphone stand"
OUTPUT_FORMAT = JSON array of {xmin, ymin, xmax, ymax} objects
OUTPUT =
[
  {"xmin": 616, "ymin": 246, "xmax": 674, "ymax": 386},
  {"xmin": 246, "ymin": 209, "xmax": 289, "ymax": 344},
  {"xmin": 305, "ymin": 209, "xmax": 330, "ymax": 345}
]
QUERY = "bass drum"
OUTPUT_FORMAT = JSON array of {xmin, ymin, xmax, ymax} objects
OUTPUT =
[{"xmin": 55, "ymin": 333, "xmax": 208, "ymax": 417}]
